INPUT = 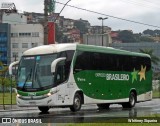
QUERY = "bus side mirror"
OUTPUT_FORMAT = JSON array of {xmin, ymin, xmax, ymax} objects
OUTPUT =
[
  {"xmin": 9, "ymin": 61, "xmax": 19, "ymax": 75},
  {"xmin": 51, "ymin": 57, "xmax": 66, "ymax": 73}
]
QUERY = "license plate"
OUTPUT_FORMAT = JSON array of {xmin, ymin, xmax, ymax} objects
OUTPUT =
[{"xmin": 29, "ymin": 101, "xmax": 36, "ymax": 105}]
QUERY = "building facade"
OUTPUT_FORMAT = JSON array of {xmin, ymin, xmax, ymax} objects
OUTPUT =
[
  {"xmin": 10, "ymin": 24, "xmax": 44, "ymax": 63},
  {"xmin": 83, "ymin": 33, "xmax": 112, "ymax": 47},
  {"xmin": 2, "ymin": 13, "xmax": 27, "ymax": 24},
  {"xmin": 0, "ymin": 23, "xmax": 10, "ymax": 65}
]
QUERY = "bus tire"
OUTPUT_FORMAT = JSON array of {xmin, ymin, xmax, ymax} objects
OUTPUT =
[
  {"xmin": 38, "ymin": 106, "xmax": 49, "ymax": 113},
  {"xmin": 70, "ymin": 93, "xmax": 82, "ymax": 112},
  {"xmin": 122, "ymin": 92, "xmax": 136, "ymax": 108},
  {"xmin": 97, "ymin": 103, "xmax": 110, "ymax": 109}
]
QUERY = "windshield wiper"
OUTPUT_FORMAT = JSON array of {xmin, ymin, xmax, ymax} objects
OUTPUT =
[{"xmin": 22, "ymin": 69, "xmax": 32, "ymax": 90}]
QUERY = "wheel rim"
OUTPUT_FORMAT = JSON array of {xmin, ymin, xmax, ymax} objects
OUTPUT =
[
  {"xmin": 130, "ymin": 94, "xmax": 135, "ymax": 106},
  {"xmin": 74, "ymin": 97, "xmax": 80, "ymax": 109}
]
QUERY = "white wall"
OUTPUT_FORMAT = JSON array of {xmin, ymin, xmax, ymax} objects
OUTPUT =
[
  {"xmin": 83, "ymin": 33, "xmax": 112, "ymax": 47},
  {"xmin": 10, "ymin": 24, "xmax": 44, "ymax": 62}
]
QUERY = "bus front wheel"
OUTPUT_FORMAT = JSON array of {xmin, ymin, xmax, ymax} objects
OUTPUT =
[
  {"xmin": 70, "ymin": 93, "xmax": 82, "ymax": 112},
  {"xmin": 122, "ymin": 92, "xmax": 136, "ymax": 108},
  {"xmin": 38, "ymin": 106, "xmax": 49, "ymax": 113}
]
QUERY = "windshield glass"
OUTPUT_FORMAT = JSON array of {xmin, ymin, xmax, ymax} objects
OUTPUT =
[{"xmin": 17, "ymin": 54, "xmax": 57, "ymax": 91}]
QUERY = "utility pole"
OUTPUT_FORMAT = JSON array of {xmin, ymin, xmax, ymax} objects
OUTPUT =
[
  {"xmin": 98, "ymin": 17, "xmax": 108, "ymax": 46},
  {"xmin": 44, "ymin": 0, "xmax": 48, "ymax": 45},
  {"xmin": 44, "ymin": 0, "xmax": 71, "ymax": 45}
]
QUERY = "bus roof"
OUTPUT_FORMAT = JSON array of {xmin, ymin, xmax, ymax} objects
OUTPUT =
[
  {"xmin": 23, "ymin": 43, "xmax": 77, "ymax": 56},
  {"xmin": 23, "ymin": 43, "xmax": 150, "ymax": 58},
  {"xmin": 77, "ymin": 44, "xmax": 150, "ymax": 58}
]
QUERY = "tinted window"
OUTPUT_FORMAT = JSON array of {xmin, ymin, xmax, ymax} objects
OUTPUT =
[
  {"xmin": 74, "ymin": 51, "xmax": 151, "ymax": 72},
  {"xmin": 57, "ymin": 50, "xmax": 75, "ymax": 82},
  {"xmin": 74, "ymin": 51, "xmax": 91, "ymax": 71}
]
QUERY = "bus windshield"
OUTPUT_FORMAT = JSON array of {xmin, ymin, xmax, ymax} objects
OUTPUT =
[{"xmin": 17, "ymin": 54, "xmax": 58, "ymax": 91}]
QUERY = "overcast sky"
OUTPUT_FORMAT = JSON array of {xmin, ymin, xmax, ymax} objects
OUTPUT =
[{"xmin": 1, "ymin": 0, "xmax": 160, "ymax": 33}]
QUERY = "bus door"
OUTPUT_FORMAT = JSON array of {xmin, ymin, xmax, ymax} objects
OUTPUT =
[{"xmin": 54, "ymin": 59, "xmax": 70, "ymax": 105}]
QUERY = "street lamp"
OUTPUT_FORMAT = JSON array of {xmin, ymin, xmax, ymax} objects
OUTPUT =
[{"xmin": 98, "ymin": 17, "xmax": 108, "ymax": 46}]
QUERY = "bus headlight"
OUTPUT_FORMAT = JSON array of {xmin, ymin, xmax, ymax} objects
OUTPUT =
[
  {"xmin": 47, "ymin": 92, "xmax": 52, "ymax": 96},
  {"xmin": 17, "ymin": 94, "xmax": 21, "ymax": 98},
  {"xmin": 47, "ymin": 89, "xmax": 59, "ymax": 96}
]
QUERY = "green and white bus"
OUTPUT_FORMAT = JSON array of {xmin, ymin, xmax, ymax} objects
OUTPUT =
[{"xmin": 9, "ymin": 44, "xmax": 152, "ymax": 112}]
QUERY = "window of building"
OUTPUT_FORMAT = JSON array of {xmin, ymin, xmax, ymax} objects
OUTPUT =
[
  {"xmin": 12, "ymin": 43, "xmax": 18, "ymax": 48},
  {"xmin": 13, "ymin": 52, "xmax": 18, "ymax": 57},
  {"xmin": 32, "ymin": 32, "xmax": 39, "ymax": 37},
  {"xmin": 22, "ymin": 43, "xmax": 28, "ymax": 48},
  {"xmin": 31, "ymin": 43, "xmax": 38, "ymax": 47},
  {"xmin": 0, "ymin": 32, "xmax": 7, "ymax": 42},
  {"xmin": 19, "ymin": 33, "xmax": 31, "ymax": 37},
  {"xmin": 11, "ymin": 33, "xmax": 18, "ymax": 37}
]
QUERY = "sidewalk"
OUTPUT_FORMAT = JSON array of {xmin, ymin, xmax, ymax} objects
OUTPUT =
[{"xmin": 0, "ymin": 105, "xmax": 37, "ymax": 112}]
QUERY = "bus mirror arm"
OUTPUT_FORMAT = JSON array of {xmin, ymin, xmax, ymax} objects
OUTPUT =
[
  {"xmin": 9, "ymin": 61, "xmax": 19, "ymax": 75},
  {"xmin": 51, "ymin": 57, "xmax": 66, "ymax": 73}
]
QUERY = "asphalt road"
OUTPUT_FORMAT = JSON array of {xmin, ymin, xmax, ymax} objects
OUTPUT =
[{"xmin": 0, "ymin": 99, "xmax": 159, "ymax": 124}]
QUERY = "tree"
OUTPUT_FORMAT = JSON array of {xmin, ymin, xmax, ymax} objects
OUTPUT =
[
  {"xmin": 118, "ymin": 30, "xmax": 136, "ymax": 43},
  {"xmin": 0, "ymin": 61, "xmax": 8, "ymax": 110},
  {"xmin": 143, "ymin": 29, "xmax": 160, "ymax": 36},
  {"xmin": 139, "ymin": 48, "xmax": 160, "ymax": 65},
  {"xmin": 143, "ymin": 29, "xmax": 154, "ymax": 36},
  {"xmin": 139, "ymin": 36, "xmax": 154, "ymax": 42}
]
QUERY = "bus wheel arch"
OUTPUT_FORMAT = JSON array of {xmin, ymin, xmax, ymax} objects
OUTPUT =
[
  {"xmin": 122, "ymin": 90, "xmax": 137, "ymax": 108},
  {"xmin": 70, "ymin": 91, "xmax": 84, "ymax": 112},
  {"xmin": 38, "ymin": 106, "xmax": 49, "ymax": 113}
]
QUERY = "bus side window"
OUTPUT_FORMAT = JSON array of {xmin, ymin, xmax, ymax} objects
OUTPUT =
[
  {"xmin": 57, "ymin": 50, "xmax": 75, "ymax": 83},
  {"xmin": 74, "ymin": 51, "xmax": 91, "ymax": 72},
  {"xmin": 55, "ymin": 60, "xmax": 66, "ymax": 85},
  {"xmin": 65, "ymin": 50, "xmax": 74, "ymax": 80}
]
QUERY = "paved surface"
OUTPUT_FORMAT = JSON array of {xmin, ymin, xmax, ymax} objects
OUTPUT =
[
  {"xmin": 0, "ymin": 99, "xmax": 159, "ymax": 123},
  {"xmin": 0, "ymin": 98, "xmax": 159, "ymax": 112},
  {"xmin": 0, "ymin": 105, "xmax": 37, "ymax": 112}
]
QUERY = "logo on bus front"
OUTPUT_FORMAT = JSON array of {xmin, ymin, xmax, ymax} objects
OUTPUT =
[{"xmin": 28, "ymin": 92, "xmax": 36, "ymax": 96}]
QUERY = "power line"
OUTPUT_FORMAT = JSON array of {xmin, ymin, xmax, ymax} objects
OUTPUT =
[{"xmin": 56, "ymin": 1, "xmax": 160, "ymax": 29}]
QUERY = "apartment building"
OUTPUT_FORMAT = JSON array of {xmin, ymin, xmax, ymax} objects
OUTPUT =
[
  {"xmin": 10, "ymin": 24, "xmax": 44, "ymax": 62},
  {"xmin": 0, "ymin": 12, "xmax": 44, "ymax": 64}
]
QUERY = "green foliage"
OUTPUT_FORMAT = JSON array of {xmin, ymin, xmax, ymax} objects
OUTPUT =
[
  {"xmin": 0, "ymin": 93, "xmax": 16, "ymax": 104},
  {"xmin": 118, "ymin": 30, "xmax": 136, "ymax": 43},
  {"xmin": 153, "ymin": 90, "xmax": 160, "ymax": 98},
  {"xmin": 139, "ymin": 36, "xmax": 155, "ymax": 42},
  {"xmin": 143, "ymin": 29, "xmax": 160, "ymax": 36},
  {"xmin": 116, "ymin": 30, "xmax": 155, "ymax": 43}
]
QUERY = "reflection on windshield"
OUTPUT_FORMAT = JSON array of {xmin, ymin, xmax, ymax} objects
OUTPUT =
[{"xmin": 17, "ymin": 54, "xmax": 57, "ymax": 91}]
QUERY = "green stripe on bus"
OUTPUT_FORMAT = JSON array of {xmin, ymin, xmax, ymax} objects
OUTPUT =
[{"xmin": 17, "ymin": 89, "xmax": 50, "ymax": 96}]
